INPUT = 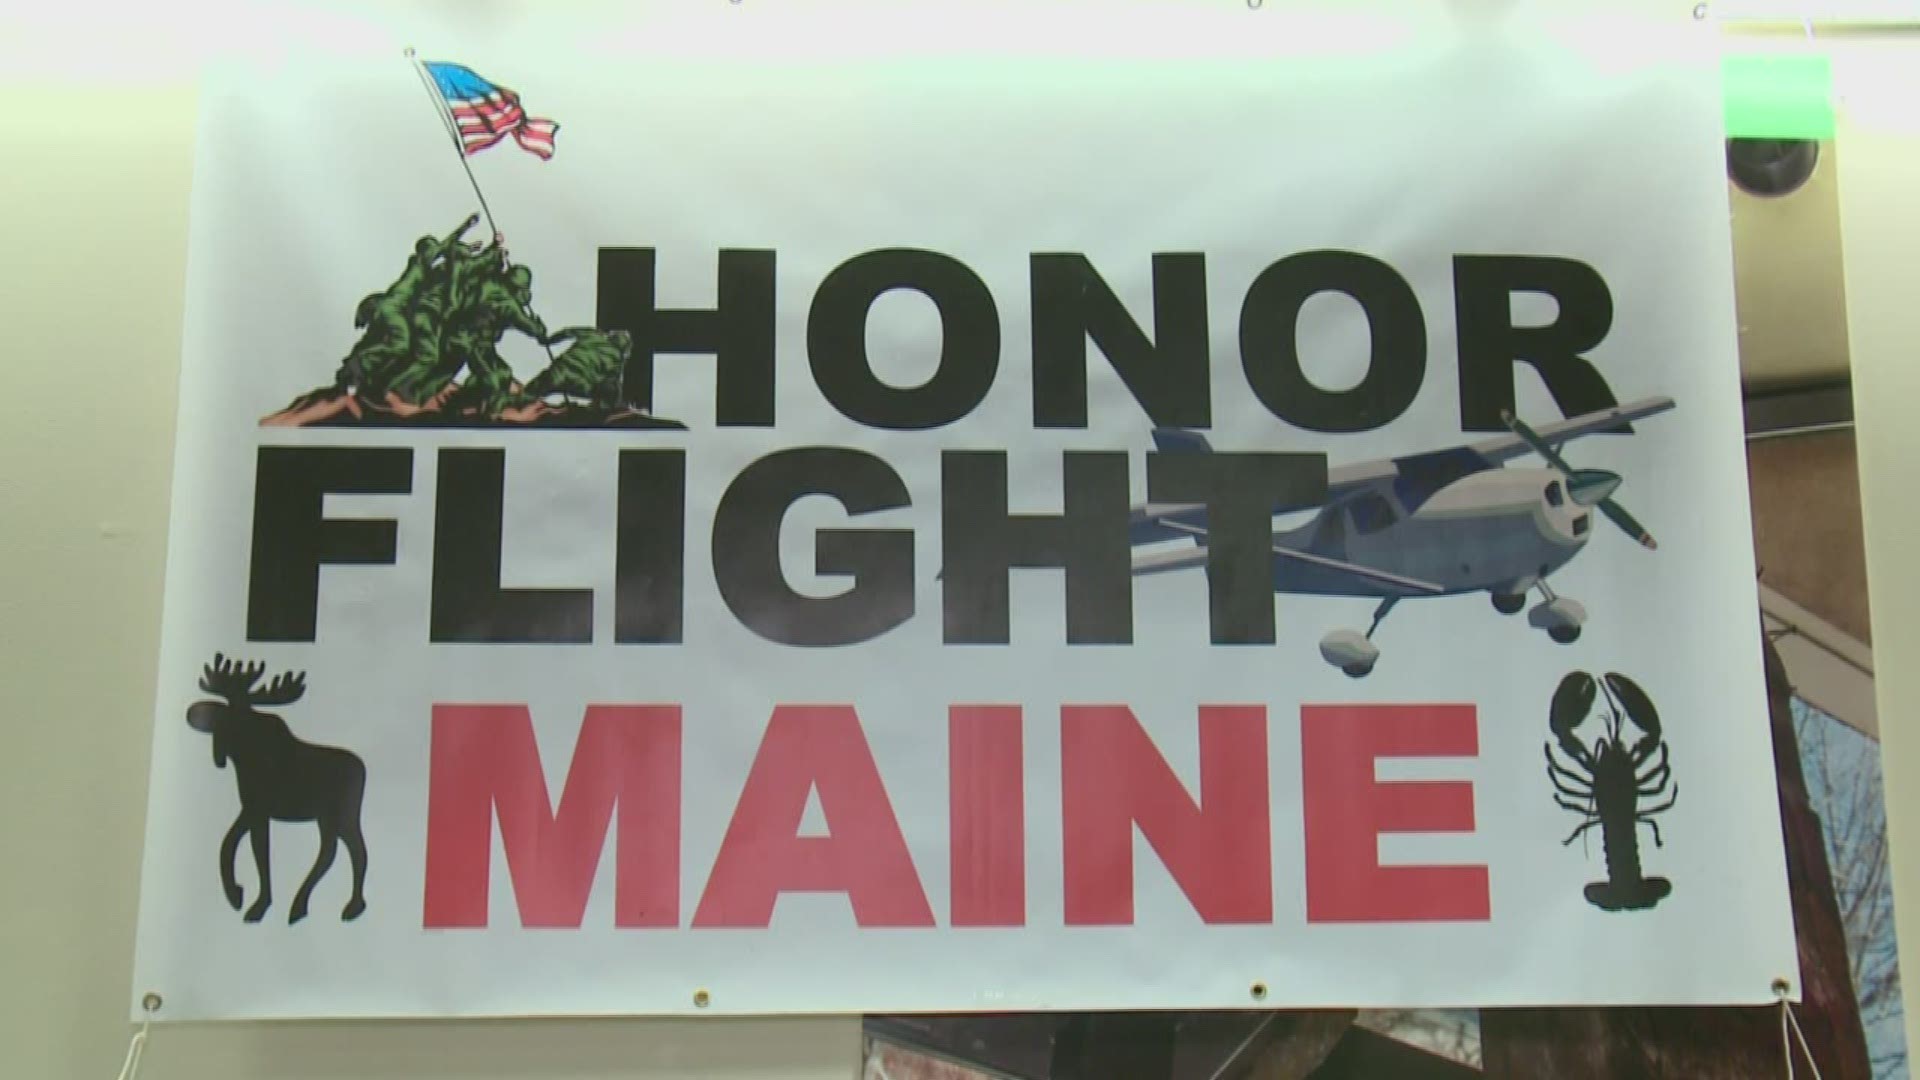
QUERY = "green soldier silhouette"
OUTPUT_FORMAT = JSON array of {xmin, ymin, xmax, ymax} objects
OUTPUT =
[
  {"xmin": 524, "ymin": 328, "xmax": 633, "ymax": 408},
  {"xmin": 436, "ymin": 261, "xmax": 552, "ymax": 415},
  {"xmin": 383, "ymin": 231, "xmax": 548, "ymax": 411},
  {"xmin": 341, "ymin": 214, "xmax": 483, "ymax": 402},
  {"xmin": 278, "ymin": 213, "xmax": 682, "ymax": 426},
  {"xmin": 401, "ymin": 221, "xmax": 494, "ymax": 387}
]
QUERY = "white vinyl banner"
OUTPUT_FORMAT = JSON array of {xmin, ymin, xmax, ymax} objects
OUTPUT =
[{"xmin": 132, "ymin": 4, "xmax": 1797, "ymax": 1020}]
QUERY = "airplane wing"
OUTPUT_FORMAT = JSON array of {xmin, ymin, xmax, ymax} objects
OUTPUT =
[
  {"xmin": 1464, "ymin": 396, "xmax": 1675, "ymax": 465},
  {"xmin": 1133, "ymin": 535, "xmax": 1445, "ymax": 594},
  {"xmin": 1319, "ymin": 396, "xmax": 1676, "ymax": 495},
  {"xmin": 1129, "ymin": 396, "xmax": 1674, "ymax": 531},
  {"xmin": 1128, "ymin": 500, "xmax": 1210, "ymax": 544}
]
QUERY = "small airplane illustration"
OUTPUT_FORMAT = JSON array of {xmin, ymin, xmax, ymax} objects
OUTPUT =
[{"xmin": 1129, "ymin": 397, "xmax": 1676, "ymax": 677}]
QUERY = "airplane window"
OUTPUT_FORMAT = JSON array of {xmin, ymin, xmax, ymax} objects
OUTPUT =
[
  {"xmin": 1545, "ymin": 480, "xmax": 1565, "ymax": 507},
  {"xmin": 1349, "ymin": 493, "xmax": 1398, "ymax": 535}
]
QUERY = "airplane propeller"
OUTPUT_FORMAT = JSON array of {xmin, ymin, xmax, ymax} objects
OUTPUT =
[{"xmin": 1500, "ymin": 409, "xmax": 1658, "ymax": 550}]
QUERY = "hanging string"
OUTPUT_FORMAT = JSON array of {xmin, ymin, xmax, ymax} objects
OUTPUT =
[
  {"xmin": 113, "ymin": 1018, "xmax": 150, "ymax": 1080},
  {"xmin": 115, "ymin": 994, "xmax": 160, "ymax": 1080},
  {"xmin": 1776, "ymin": 982, "xmax": 1824, "ymax": 1080}
]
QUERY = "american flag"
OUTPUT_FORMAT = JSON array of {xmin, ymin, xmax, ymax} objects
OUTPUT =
[{"xmin": 422, "ymin": 61, "xmax": 558, "ymax": 160}]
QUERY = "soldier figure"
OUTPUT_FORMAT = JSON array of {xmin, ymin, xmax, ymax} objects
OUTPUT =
[
  {"xmin": 525, "ymin": 327, "xmax": 633, "ymax": 409},
  {"xmin": 338, "ymin": 213, "xmax": 483, "ymax": 402},
  {"xmin": 374, "ymin": 225, "xmax": 550, "ymax": 411},
  {"xmin": 302, "ymin": 213, "xmax": 652, "ymax": 422},
  {"xmin": 440, "ymin": 262, "xmax": 551, "ymax": 414}
]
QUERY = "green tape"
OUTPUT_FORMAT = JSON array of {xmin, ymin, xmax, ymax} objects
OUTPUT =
[{"xmin": 1723, "ymin": 53, "xmax": 1834, "ymax": 140}]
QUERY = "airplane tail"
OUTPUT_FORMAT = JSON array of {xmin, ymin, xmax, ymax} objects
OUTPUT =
[{"xmin": 1151, "ymin": 428, "xmax": 1212, "ymax": 455}]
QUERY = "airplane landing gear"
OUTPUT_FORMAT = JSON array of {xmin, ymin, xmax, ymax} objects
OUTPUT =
[
  {"xmin": 1527, "ymin": 580, "xmax": 1586, "ymax": 644},
  {"xmin": 1318, "ymin": 597, "xmax": 1399, "ymax": 678}
]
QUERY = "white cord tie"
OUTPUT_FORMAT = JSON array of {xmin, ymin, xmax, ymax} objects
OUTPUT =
[
  {"xmin": 115, "ymin": 993, "xmax": 161, "ymax": 1080},
  {"xmin": 114, "ymin": 1018, "xmax": 150, "ymax": 1080},
  {"xmin": 1776, "ymin": 981, "xmax": 1824, "ymax": 1080}
]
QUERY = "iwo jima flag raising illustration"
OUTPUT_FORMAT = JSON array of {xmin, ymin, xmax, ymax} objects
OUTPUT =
[{"xmin": 265, "ymin": 55, "xmax": 684, "ymax": 430}]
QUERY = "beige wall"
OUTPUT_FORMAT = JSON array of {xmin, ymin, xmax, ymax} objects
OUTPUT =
[
  {"xmin": 1832, "ymin": 28, "xmax": 1920, "ymax": 1067},
  {"xmin": 7, "ymin": 6, "xmax": 1920, "ymax": 1078}
]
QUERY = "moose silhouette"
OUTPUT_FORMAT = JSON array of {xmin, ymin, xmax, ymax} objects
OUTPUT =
[{"xmin": 186, "ymin": 653, "xmax": 368, "ymax": 924}]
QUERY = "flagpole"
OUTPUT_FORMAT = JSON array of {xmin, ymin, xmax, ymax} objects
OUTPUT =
[
  {"xmin": 404, "ymin": 47, "xmax": 556, "ymax": 364},
  {"xmin": 405, "ymin": 47, "xmax": 501, "ymax": 244}
]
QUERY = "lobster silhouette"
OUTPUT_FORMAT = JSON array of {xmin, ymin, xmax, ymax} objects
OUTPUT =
[{"xmin": 1545, "ymin": 670, "xmax": 1678, "ymax": 912}]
